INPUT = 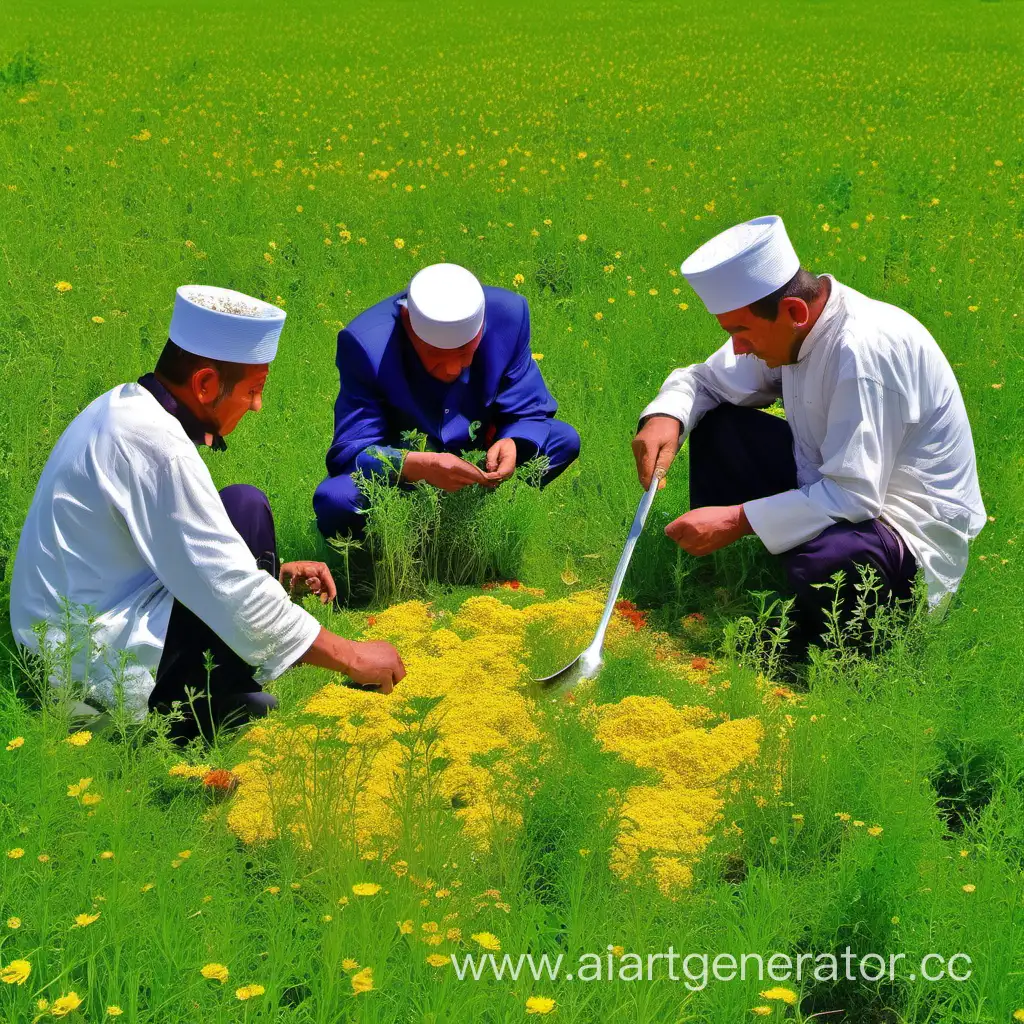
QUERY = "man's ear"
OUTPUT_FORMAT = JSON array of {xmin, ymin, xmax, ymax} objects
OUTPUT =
[
  {"xmin": 191, "ymin": 366, "xmax": 221, "ymax": 407},
  {"xmin": 781, "ymin": 296, "xmax": 811, "ymax": 329}
]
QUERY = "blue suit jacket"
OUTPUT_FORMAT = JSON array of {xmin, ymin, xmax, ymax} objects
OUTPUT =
[{"xmin": 324, "ymin": 286, "xmax": 559, "ymax": 481}]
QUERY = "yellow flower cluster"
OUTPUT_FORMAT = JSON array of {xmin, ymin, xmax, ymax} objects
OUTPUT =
[
  {"xmin": 227, "ymin": 594, "xmax": 613, "ymax": 853},
  {"xmin": 586, "ymin": 695, "xmax": 763, "ymax": 896}
]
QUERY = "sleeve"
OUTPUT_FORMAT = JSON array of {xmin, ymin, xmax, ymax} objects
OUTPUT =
[
  {"xmin": 491, "ymin": 298, "xmax": 559, "ymax": 456},
  {"xmin": 639, "ymin": 340, "xmax": 782, "ymax": 438},
  {"xmin": 325, "ymin": 330, "xmax": 405, "ymax": 485},
  {"xmin": 122, "ymin": 449, "xmax": 321, "ymax": 681},
  {"xmin": 743, "ymin": 375, "xmax": 907, "ymax": 553}
]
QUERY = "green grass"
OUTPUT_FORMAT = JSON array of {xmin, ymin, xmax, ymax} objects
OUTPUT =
[{"xmin": 1, "ymin": 0, "xmax": 1024, "ymax": 1019}]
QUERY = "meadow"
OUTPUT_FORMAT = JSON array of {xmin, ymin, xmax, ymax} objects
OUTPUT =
[{"xmin": 1, "ymin": 0, "xmax": 1024, "ymax": 1019}]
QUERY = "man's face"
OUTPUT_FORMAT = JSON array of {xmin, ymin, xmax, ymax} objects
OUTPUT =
[
  {"xmin": 201, "ymin": 365, "xmax": 269, "ymax": 435},
  {"xmin": 401, "ymin": 306, "xmax": 481, "ymax": 382},
  {"xmin": 716, "ymin": 297, "xmax": 810, "ymax": 369}
]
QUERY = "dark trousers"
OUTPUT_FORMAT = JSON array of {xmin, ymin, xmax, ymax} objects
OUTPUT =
[
  {"xmin": 149, "ymin": 484, "xmax": 280, "ymax": 741},
  {"xmin": 689, "ymin": 404, "xmax": 918, "ymax": 658},
  {"xmin": 313, "ymin": 418, "xmax": 581, "ymax": 540}
]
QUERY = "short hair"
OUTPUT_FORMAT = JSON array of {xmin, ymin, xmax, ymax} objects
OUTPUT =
[
  {"xmin": 155, "ymin": 339, "xmax": 248, "ymax": 400},
  {"xmin": 748, "ymin": 268, "xmax": 824, "ymax": 321}
]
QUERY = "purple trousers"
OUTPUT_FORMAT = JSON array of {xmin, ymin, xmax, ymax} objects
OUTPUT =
[
  {"xmin": 149, "ymin": 484, "xmax": 280, "ymax": 741},
  {"xmin": 688, "ymin": 404, "xmax": 918, "ymax": 657}
]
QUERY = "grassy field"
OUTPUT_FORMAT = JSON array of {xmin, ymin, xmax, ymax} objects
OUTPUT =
[{"xmin": 2, "ymin": 0, "xmax": 1024, "ymax": 1019}]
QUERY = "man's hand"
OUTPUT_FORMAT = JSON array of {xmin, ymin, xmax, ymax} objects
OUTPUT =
[
  {"xmin": 665, "ymin": 504, "xmax": 753, "ymax": 556},
  {"xmin": 342, "ymin": 639, "xmax": 407, "ymax": 694},
  {"xmin": 401, "ymin": 451, "xmax": 492, "ymax": 492},
  {"xmin": 632, "ymin": 415, "xmax": 682, "ymax": 490},
  {"xmin": 300, "ymin": 629, "xmax": 407, "ymax": 694},
  {"xmin": 481, "ymin": 437, "xmax": 517, "ymax": 488},
  {"xmin": 279, "ymin": 561, "xmax": 337, "ymax": 605}
]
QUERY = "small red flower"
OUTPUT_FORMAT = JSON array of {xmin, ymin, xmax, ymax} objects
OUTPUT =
[
  {"xmin": 202, "ymin": 769, "xmax": 238, "ymax": 793},
  {"xmin": 614, "ymin": 599, "xmax": 647, "ymax": 630},
  {"xmin": 690, "ymin": 657, "xmax": 712, "ymax": 672},
  {"xmin": 366, "ymin": 615, "xmax": 377, "ymax": 626},
  {"xmin": 508, "ymin": 580, "xmax": 521, "ymax": 590}
]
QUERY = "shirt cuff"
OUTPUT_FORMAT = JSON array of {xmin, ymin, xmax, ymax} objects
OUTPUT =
[
  {"xmin": 638, "ymin": 395, "xmax": 688, "ymax": 432},
  {"xmin": 353, "ymin": 445, "xmax": 407, "ymax": 485},
  {"xmin": 253, "ymin": 605, "xmax": 322, "ymax": 683},
  {"xmin": 743, "ymin": 489, "xmax": 838, "ymax": 555},
  {"xmin": 496, "ymin": 418, "xmax": 551, "ymax": 453}
]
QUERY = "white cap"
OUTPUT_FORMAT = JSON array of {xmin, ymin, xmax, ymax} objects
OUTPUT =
[
  {"xmin": 681, "ymin": 215, "xmax": 800, "ymax": 315},
  {"xmin": 168, "ymin": 285, "xmax": 286, "ymax": 364},
  {"xmin": 406, "ymin": 263, "xmax": 485, "ymax": 350}
]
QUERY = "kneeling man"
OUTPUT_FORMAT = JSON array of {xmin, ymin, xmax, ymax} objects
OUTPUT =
[
  {"xmin": 314, "ymin": 263, "xmax": 580, "ymax": 539},
  {"xmin": 633, "ymin": 215, "xmax": 985, "ymax": 654},
  {"xmin": 11, "ymin": 286, "xmax": 405, "ymax": 738}
]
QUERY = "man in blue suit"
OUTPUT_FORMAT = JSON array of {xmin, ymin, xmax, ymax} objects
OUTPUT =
[{"xmin": 314, "ymin": 263, "xmax": 581, "ymax": 540}]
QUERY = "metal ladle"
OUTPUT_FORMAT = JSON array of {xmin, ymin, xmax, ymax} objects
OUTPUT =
[{"xmin": 533, "ymin": 468, "xmax": 664, "ymax": 694}]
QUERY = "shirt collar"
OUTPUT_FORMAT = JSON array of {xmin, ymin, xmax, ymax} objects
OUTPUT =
[
  {"xmin": 795, "ymin": 274, "xmax": 842, "ymax": 363},
  {"xmin": 137, "ymin": 373, "xmax": 227, "ymax": 452}
]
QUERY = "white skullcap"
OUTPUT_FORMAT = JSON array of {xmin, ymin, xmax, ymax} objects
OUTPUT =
[
  {"xmin": 168, "ymin": 285, "xmax": 286, "ymax": 364},
  {"xmin": 681, "ymin": 215, "xmax": 801, "ymax": 315},
  {"xmin": 406, "ymin": 263, "xmax": 485, "ymax": 350}
]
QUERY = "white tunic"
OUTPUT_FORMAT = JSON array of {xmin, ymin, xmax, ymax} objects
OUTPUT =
[
  {"xmin": 10, "ymin": 383, "xmax": 321, "ymax": 714},
  {"xmin": 641, "ymin": 275, "xmax": 986, "ymax": 604}
]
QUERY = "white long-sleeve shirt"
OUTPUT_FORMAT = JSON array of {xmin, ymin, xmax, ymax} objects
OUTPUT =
[
  {"xmin": 640, "ymin": 275, "xmax": 986, "ymax": 604},
  {"xmin": 10, "ymin": 383, "xmax": 321, "ymax": 714}
]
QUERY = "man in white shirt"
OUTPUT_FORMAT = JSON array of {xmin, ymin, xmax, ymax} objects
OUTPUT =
[
  {"xmin": 11, "ymin": 285, "xmax": 405, "ymax": 739},
  {"xmin": 633, "ymin": 215, "xmax": 985, "ymax": 656}
]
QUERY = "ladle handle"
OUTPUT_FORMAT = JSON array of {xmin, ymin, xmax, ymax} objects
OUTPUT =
[{"xmin": 590, "ymin": 468, "xmax": 664, "ymax": 652}]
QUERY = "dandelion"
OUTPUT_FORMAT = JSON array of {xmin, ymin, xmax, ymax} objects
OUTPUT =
[
  {"xmin": 265, "ymin": 886, "xmax": 280, "ymax": 895},
  {"xmin": 66, "ymin": 731, "xmax": 92, "ymax": 747},
  {"xmin": 74, "ymin": 912, "xmax": 100, "ymax": 928},
  {"xmin": 526, "ymin": 996, "xmax": 557, "ymax": 1014},
  {"xmin": 678, "ymin": 302, "xmax": 689, "ymax": 311},
  {"xmin": 577, "ymin": 234, "xmax": 587, "ymax": 242},
  {"xmin": 67, "ymin": 778, "xmax": 92, "ymax": 798},
  {"xmin": 351, "ymin": 967, "xmax": 374, "ymax": 994},
  {"xmin": 38, "ymin": 854, "xmax": 50, "ymax": 864},
  {"xmin": 91, "ymin": 316, "xmax": 105, "ymax": 324},
  {"xmin": 821, "ymin": 223, "xmax": 830, "ymax": 232},
  {"xmin": 472, "ymin": 932, "xmax": 501, "ymax": 951},
  {"xmin": 835, "ymin": 812, "xmax": 851, "ymax": 821},
  {"xmin": 760, "ymin": 987, "xmax": 797, "ymax": 1004},
  {"xmin": 7, "ymin": 848, "xmax": 24, "ymax": 859},
  {"xmin": 1013, "ymin": 1010, "xmax": 1024, "ymax": 1022},
  {"xmin": 7, "ymin": 917, "xmax": 21, "ymax": 929},
  {"xmin": 236, "ymin": 984, "xmax": 265, "ymax": 1000},
  {"xmin": 100, "ymin": 851, "xmax": 114, "ymax": 860},
  {"xmin": 82, "ymin": 793, "xmax": 102, "ymax": 807},
  {"xmin": 201, "ymin": 963, "xmax": 229, "ymax": 983},
  {"xmin": 394, "ymin": 238, "xmax": 405, "ymax": 249},
  {"xmin": 50, "ymin": 992, "xmax": 83, "ymax": 1017},
  {"xmin": 55, "ymin": 281, "xmax": 73, "ymax": 293},
  {"xmin": 867, "ymin": 826, "xmax": 883, "ymax": 837},
  {"xmin": 962, "ymin": 884, "xmax": 976, "ymax": 893},
  {"xmin": 398, "ymin": 920, "xmax": 414, "ymax": 935},
  {"xmin": 594, "ymin": 312, "xmax": 604, "ymax": 321},
  {"xmin": 426, "ymin": 954, "xmax": 448, "ymax": 967},
  {"xmin": 532, "ymin": 353, "xmax": 544, "ymax": 361},
  {"xmin": 0, "ymin": 959, "xmax": 31, "ymax": 985},
  {"xmin": 352, "ymin": 882, "xmax": 381, "ymax": 896},
  {"xmin": 512, "ymin": 273, "xmax": 525, "ymax": 286},
  {"xmin": 342, "ymin": 958, "xmax": 360, "ymax": 970},
  {"xmin": 6, "ymin": 737, "xmax": 24, "ymax": 750},
  {"xmin": 107, "ymin": 1008, "xmax": 123, "ymax": 1017},
  {"xmin": 751, "ymin": 1009, "xmax": 772, "ymax": 1018}
]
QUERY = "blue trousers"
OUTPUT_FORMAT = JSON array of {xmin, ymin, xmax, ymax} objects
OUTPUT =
[
  {"xmin": 313, "ymin": 419, "xmax": 581, "ymax": 540},
  {"xmin": 149, "ymin": 484, "xmax": 279, "ymax": 741},
  {"xmin": 688, "ymin": 404, "xmax": 918, "ymax": 657}
]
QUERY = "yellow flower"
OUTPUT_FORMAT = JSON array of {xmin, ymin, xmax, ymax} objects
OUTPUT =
[
  {"xmin": 55, "ymin": 281, "xmax": 73, "ymax": 293},
  {"xmin": 7, "ymin": 848, "xmax": 24, "ymax": 859},
  {"xmin": 352, "ymin": 883, "xmax": 381, "ymax": 896},
  {"xmin": 38, "ymin": 854, "xmax": 50, "ymax": 864},
  {"xmin": 531, "ymin": 353, "xmax": 544, "ymax": 361},
  {"xmin": 751, "ymin": 1009, "xmax": 772, "ymax": 1017},
  {"xmin": 394, "ymin": 238, "xmax": 405, "ymax": 249},
  {"xmin": 100, "ymin": 851, "xmax": 114, "ymax": 860},
  {"xmin": 265, "ymin": 886, "xmax": 281, "ymax": 895},
  {"xmin": 66, "ymin": 730, "xmax": 92, "ymax": 746},
  {"xmin": 1013, "ymin": 1010, "xmax": 1024, "ymax": 1022},
  {"xmin": 5, "ymin": 737, "xmax": 24, "ymax": 751},
  {"xmin": 201, "ymin": 963, "xmax": 229, "ymax": 983},
  {"xmin": 51, "ymin": 992, "xmax": 83, "ymax": 1017},
  {"xmin": 0, "ymin": 959, "xmax": 31, "ymax": 985},
  {"xmin": 140, "ymin": 883, "xmax": 154, "ymax": 893},
  {"xmin": 107, "ymin": 1008, "xmax": 124, "ymax": 1017},
  {"xmin": 867, "ymin": 826, "xmax": 883, "ymax": 837},
  {"xmin": 235, "ymin": 984, "xmax": 265, "ymax": 1001},
  {"xmin": 821, "ymin": 223, "xmax": 830, "ymax": 232},
  {"xmin": 82, "ymin": 792, "xmax": 102, "ymax": 806},
  {"xmin": 472, "ymin": 932, "xmax": 501, "ymax": 951},
  {"xmin": 760, "ymin": 987, "xmax": 797, "ymax": 1004},
  {"xmin": 962, "ymin": 884, "xmax": 976, "ymax": 893},
  {"xmin": 677, "ymin": 302, "xmax": 689, "ymax": 311},
  {"xmin": 526, "ymin": 996, "xmax": 557, "ymax": 1014},
  {"xmin": 513, "ymin": 273, "xmax": 525, "ymax": 286},
  {"xmin": 67, "ymin": 778, "xmax": 92, "ymax": 798},
  {"xmin": 398, "ymin": 920, "xmax": 414, "ymax": 935},
  {"xmin": 426, "ymin": 954, "xmax": 448, "ymax": 967},
  {"xmin": 91, "ymin": 316, "xmax": 105, "ymax": 324},
  {"xmin": 74, "ymin": 912, "xmax": 100, "ymax": 927},
  {"xmin": 7, "ymin": 917, "xmax": 21, "ymax": 929},
  {"xmin": 342, "ymin": 958, "xmax": 360, "ymax": 970},
  {"xmin": 37, "ymin": 999, "xmax": 49, "ymax": 1011},
  {"xmin": 835, "ymin": 812, "xmax": 851, "ymax": 821},
  {"xmin": 852, "ymin": 820, "xmax": 865, "ymax": 827},
  {"xmin": 351, "ymin": 967, "xmax": 374, "ymax": 994},
  {"xmin": 959, "ymin": 849, "xmax": 969, "ymax": 858},
  {"xmin": 594, "ymin": 312, "xmax": 604, "ymax": 320}
]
